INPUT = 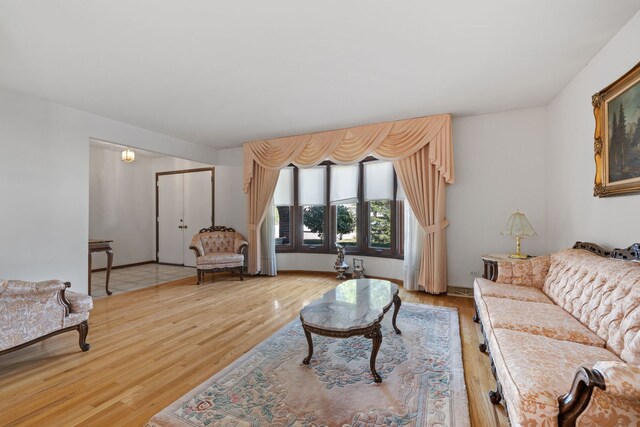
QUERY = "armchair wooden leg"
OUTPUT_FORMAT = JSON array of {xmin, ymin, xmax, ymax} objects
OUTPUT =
[
  {"xmin": 77, "ymin": 320, "xmax": 90, "ymax": 352},
  {"xmin": 197, "ymin": 270, "xmax": 202, "ymax": 285},
  {"xmin": 239, "ymin": 266, "xmax": 244, "ymax": 281}
]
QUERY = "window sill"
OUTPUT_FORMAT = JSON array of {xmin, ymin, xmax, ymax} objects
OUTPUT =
[{"xmin": 275, "ymin": 249, "xmax": 404, "ymax": 261}]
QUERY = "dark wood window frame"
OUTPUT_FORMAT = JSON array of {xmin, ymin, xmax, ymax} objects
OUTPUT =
[{"xmin": 275, "ymin": 158, "xmax": 404, "ymax": 260}]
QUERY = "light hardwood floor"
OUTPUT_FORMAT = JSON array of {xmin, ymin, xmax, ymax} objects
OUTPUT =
[{"xmin": 0, "ymin": 273, "xmax": 508, "ymax": 426}]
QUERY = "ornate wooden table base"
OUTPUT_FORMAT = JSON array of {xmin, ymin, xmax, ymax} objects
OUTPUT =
[{"xmin": 300, "ymin": 279, "xmax": 401, "ymax": 383}]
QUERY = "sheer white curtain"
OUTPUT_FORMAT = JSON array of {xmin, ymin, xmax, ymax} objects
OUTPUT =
[
  {"xmin": 260, "ymin": 199, "xmax": 277, "ymax": 276},
  {"xmin": 398, "ymin": 183, "xmax": 424, "ymax": 291}
]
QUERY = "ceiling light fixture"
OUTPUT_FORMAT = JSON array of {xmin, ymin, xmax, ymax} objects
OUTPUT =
[{"xmin": 121, "ymin": 147, "xmax": 135, "ymax": 163}]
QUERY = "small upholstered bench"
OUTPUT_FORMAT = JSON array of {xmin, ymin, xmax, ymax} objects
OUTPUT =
[
  {"xmin": 189, "ymin": 226, "xmax": 248, "ymax": 284},
  {"xmin": 0, "ymin": 279, "xmax": 92, "ymax": 356}
]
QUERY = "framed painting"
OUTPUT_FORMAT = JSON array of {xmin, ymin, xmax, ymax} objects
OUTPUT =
[{"xmin": 593, "ymin": 61, "xmax": 640, "ymax": 197}]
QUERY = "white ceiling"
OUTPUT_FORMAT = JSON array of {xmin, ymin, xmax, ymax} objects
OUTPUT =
[{"xmin": 1, "ymin": 1, "xmax": 639, "ymax": 149}]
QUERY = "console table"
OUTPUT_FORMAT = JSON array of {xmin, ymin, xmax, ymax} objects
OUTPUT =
[{"xmin": 88, "ymin": 239, "xmax": 113, "ymax": 296}]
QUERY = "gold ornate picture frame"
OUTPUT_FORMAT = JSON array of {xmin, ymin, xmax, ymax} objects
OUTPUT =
[{"xmin": 593, "ymin": 61, "xmax": 640, "ymax": 197}]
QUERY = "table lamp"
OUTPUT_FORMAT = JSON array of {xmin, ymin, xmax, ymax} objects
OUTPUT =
[{"xmin": 500, "ymin": 211, "xmax": 536, "ymax": 259}]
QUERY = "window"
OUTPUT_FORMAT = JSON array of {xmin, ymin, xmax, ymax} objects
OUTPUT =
[
  {"xmin": 298, "ymin": 167, "xmax": 326, "ymax": 247},
  {"xmin": 273, "ymin": 168, "xmax": 293, "ymax": 249},
  {"xmin": 364, "ymin": 161, "xmax": 394, "ymax": 254},
  {"xmin": 275, "ymin": 158, "xmax": 403, "ymax": 258},
  {"xmin": 330, "ymin": 165, "xmax": 359, "ymax": 248}
]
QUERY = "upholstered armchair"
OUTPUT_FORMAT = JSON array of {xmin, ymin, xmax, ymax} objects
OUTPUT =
[
  {"xmin": 189, "ymin": 226, "xmax": 248, "ymax": 284},
  {"xmin": 0, "ymin": 279, "xmax": 92, "ymax": 356}
]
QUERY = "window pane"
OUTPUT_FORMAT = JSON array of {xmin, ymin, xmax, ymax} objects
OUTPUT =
[
  {"xmin": 274, "ymin": 205, "xmax": 292, "ymax": 245},
  {"xmin": 330, "ymin": 164, "xmax": 359, "ymax": 204},
  {"xmin": 302, "ymin": 205, "xmax": 325, "ymax": 245},
  {"xmin": 364, "ymin": 161, "xmax": 394, "ymax": 201},
  {"xmin": 369, "ymin": 200, "xmax": 391, "ymax": 248},
  {"xmin": 274, "ymin": 167, "xmax": 294, "ymax": 206},
  {"xmin": 336, "ymin": 203, "xmax": 357, "ymax": 247},
  {"xmin": 299, "ymin": 167, "xmax": 326, "ymax": 205}
]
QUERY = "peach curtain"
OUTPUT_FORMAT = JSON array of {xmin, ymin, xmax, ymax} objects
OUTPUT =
[
  {"xmin": 246, "ymin": 162, "xmax": 280, "ymax": 276},
  {"xmin": 243, "ymin": 114, "xmax": 454, "ymax": 292},
  {"xmin": 394, "ymin": 146, "xmax": 449, "ymax": 294}
]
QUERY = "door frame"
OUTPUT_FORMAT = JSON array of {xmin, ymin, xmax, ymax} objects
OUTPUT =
[{"xmin": 155, "ymin": 167, "xmax": 215, "ymax": 263}]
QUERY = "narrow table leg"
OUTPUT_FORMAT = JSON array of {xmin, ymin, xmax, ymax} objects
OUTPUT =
[
  {"xmin": 87, "ymin": 250, "xmax": 92, "ymax": 296},
  {"xmin": 302, "ymin": 329, "xmax": 314, "ymax": 365},
  {"xmin": 105, "ymin": 248, "xmax": 113, "ymax": 296},
  {"xmin": 392, "ymin": 294, "xmax": 402, "ymax": 334},
  {"xmin": 365, "ymin": 323, "xmax": 383, "ymax": 383}
]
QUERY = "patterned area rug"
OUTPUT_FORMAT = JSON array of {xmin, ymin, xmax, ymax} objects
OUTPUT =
[{"xmin": 146, "ymin": 303, "xmax": 469, "ymax": 426}]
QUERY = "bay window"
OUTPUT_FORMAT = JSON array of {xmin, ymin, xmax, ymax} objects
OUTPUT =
[{"xmin": 273, "ymin": 158, "xmax": 403, "ymax": 258}]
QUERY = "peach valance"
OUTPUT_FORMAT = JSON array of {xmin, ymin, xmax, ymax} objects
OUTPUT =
[{"xmin": 243, "ymin": 114, "xmax": 454, "ymax": 193}]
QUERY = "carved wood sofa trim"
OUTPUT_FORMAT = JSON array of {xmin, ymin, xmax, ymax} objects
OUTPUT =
[
  {"xmin": 558, "ymin": 367, "xmax": 606, "ymax": 427},
  {"xmin": 476, "ymin": 242, "xmax": 637, "ymax": 426},
  {"xmin": 573, "ymin": 241, "xmax": 640, "ymax": 261},
  {"xmin": 0, "ymin": 282, "xmax": 90, "ymax": 357},
  {"xmin": 190, "ymin": 226, "xmax": 248, "ymax": 284}
]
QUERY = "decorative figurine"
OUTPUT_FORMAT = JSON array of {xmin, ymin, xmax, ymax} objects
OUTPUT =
[
  {"xmin": 352, "ymin": 258, "xmax": 365, "ymax": 279},
  {"xmin": 334, "ymin": 243, "xmax": 350, "ymax": 280}
]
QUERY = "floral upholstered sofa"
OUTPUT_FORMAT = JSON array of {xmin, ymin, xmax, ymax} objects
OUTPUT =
[
  {"xmin": 474, "ymin": 243, "xmax": 640, "ymax": 427},
  {"xmin": 190, "ymin": 226, "xmax": 248, "ymax": 284},
  {"xmin": 0, "ymin": 280, "xmax": 92, "ymax": 356}
]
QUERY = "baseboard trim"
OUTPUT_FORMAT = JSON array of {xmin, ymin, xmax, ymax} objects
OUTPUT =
[
  {"xmin": 447, "ymin": 286, "xmax": 473, "ymax": 298},
  {"xmin": 91, "ymin": 260, "xmax": 156, "ymax": 273}
]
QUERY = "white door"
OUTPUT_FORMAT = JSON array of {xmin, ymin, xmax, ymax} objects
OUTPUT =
[
  {"xmin": 183, "ymin": 171, "xmax": 213, "ymax": 267},
  {"xmin": 158, "ymin": 170, "xmax": 213, "ymax": 265},
  {"xmin": 158, "ymin": 174, "xmax": 185, "ymax": 264}
]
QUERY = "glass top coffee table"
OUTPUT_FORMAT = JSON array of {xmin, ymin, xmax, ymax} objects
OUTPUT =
[{"xmin": 299, "ymin": 278, "xmax": 402, "ymax": 383}]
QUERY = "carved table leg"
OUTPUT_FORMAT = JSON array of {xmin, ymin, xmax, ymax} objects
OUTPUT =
[
  {"xmin": 77, "ymin": 320, "xmax": 90, "ymax": 351},
  {"xmin": 365, "ymin": 323, "xmax": 383, "ymax": 383},
  {"xmin": 392, "ymin": 294, "xmax": 402, "ymax": 334},
  {"xmin": 302, "ymin": 328, "xmax": 314, "ymax": 365},
  {"xmin": 105, "ymin": 248, "xmax": 113, "ymax": 295}
]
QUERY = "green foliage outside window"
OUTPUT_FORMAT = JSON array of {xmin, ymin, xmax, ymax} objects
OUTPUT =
[
  {"xmin": 303, "ymin": 205, "xmax": 356, "ymax": 241},
  {"xmin": 369, "ymin": 200, "xmax": 391, "ymax": 248}
]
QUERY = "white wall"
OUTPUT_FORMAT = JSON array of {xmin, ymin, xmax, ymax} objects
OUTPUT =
[
  {"xmin": 215, "ymin": 147, "xmax": 248, "ymax": 237},
  {"xmin": 151, "ymin": 157, "xmax": 211, "ymax": 174},
  {"xmin": 89, "ymin": 147, "xmax": 154, "ymax": 269},
  {"xmin": 546, "ymin": 11, "xmax": 640, "ymax": 250},
  {"xmin": 447, "ymin": 108, "xmax": 548, "ymax": 288},
  {"xmin": 0, "ymin": 87, "xmax": 217, "ymax": 294}
]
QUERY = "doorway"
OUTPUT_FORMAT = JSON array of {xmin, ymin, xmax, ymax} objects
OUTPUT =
[
  {"xmin": 89, "ymin": 139, "xmax": 214, "ymax": 297},
  {"xmin": 156, "ymin": 168, "xmax": 214, "ymax": 266}
]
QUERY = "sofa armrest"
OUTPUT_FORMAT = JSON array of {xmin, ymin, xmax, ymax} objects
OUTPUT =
[
  {"xmin": 593, "ymin": 361, "xmax": 640, "ymax": 399},
  {"xmin": 2, "ymin": 279, "xmax": 68, "ymax": 296},
  {"xmin": 559, "ymin": 362, "xmax": 640, "ymax": 427},
  {"xmin": 189, "ymin": 234, "xmax": 205, "ymax": 257},
  {"xmin": 495, "ymin": 255, "xmax": 550, "ymax": 289},
  {"xmin": 234, "ymin": 238, "xmax": 248, "ymax": 255},
  {"xmin": 0, "ymin": 280, "xmax": 71, "ymax": 317}
]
